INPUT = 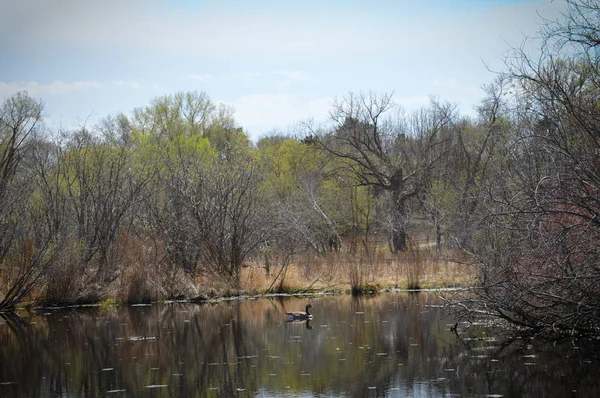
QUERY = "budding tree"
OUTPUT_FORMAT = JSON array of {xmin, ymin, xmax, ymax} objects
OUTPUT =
[{"xmin": 319, "ymin": 92, "xmax": 455, "ymax": 252}]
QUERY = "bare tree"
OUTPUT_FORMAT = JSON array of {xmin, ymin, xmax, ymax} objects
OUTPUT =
[
  {"xmin": 319, "ymin": 92, "xmax": 456, "ymax": 252},
  {"xmin": 59, "ymin": 126, "xmax": 147, "ymax": 281},
  {"xmin": 0, "ymin": 92, "xmax": 62, "ymax": 310},
  {"xmin": 449, "ymin": 0, "xmax": 600, "ymax": 337},
  {"xmin": 196, "ymin": 156, "xmax": 273, "ymax": 286}
]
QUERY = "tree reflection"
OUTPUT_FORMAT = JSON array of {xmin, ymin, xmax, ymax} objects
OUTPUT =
[{"xmin": 0, "ymin": 294, "xmax": 599, "ymax": 397}]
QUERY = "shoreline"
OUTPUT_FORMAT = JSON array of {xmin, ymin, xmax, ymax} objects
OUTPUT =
[{"xmin": 8, "ymin": 286, "xmax": 477, "ymax": 314}]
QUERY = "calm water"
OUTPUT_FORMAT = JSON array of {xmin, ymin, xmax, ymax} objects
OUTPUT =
[{"xmin": 1, "ymin": 293, "xmax": 599, "ymax": 397}]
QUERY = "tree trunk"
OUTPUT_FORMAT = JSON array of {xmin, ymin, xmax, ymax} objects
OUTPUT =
[
  {"xmin": 436, "ymin": 222, "xmax": 442, "ymax": 253},
  {"xmin": 392, "ymin": 226, "xmax": 407, "ymax": 253},
  {"xmin": 391, "ymin": 169, "xmax": 407, "ymax": 252}
]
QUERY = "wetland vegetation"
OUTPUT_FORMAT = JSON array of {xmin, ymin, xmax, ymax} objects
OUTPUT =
[{"xmin": 1, "ymin": 0, "xmax": 600, "ymax": 341}]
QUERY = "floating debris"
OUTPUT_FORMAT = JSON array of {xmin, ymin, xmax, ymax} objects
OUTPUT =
[
  {"xmin": 128, "ymin": 336, "xmax": 158, "ymax": 341},
  {"xmin": 472, "ymin": 346, "xmax": 500, "ymax": 352}
]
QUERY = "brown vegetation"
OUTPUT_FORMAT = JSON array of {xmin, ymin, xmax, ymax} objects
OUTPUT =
[{"xmin": 12, "ymin": 232, "xmax": 474, "ymax": 308}]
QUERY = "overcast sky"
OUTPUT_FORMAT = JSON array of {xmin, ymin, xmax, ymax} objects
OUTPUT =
[{"xmin": 1, "ymin": 0, "xmax": 566, "ymax": 141}]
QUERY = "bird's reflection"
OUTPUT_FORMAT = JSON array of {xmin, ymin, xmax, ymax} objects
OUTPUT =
[{"xmin": 286, "ymin": 319, "xmax": 313, "ymax": 329}]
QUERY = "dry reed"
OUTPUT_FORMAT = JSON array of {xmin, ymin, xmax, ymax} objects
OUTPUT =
[{"xmin": 22, "ymin": 231, "xmax": 475, "ymax": 307}]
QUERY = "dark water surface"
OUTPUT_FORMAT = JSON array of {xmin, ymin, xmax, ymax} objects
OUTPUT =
[{"xmin": 1, "ymin": 293, "xmax": 599, "ymax": 397}]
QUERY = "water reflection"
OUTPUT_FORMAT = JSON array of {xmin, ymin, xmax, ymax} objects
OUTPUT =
[{"xmin": 0, "ymin": 293, "xmax": 599, "ymax": 397}]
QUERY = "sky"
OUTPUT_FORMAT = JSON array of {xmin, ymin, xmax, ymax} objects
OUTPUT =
[{"xmin": 1, "ymin": 0, "xmax": 566, "ymax": 141}]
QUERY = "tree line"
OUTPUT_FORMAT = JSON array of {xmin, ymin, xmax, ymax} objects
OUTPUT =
[{"xmin": 1, "ymin": 0, "xmax": 599, "ymax": 337}]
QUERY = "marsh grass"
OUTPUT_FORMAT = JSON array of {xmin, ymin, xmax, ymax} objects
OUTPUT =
[
  {"xmin": 231, "ymin": 239, "xmax": 475, "ymax": 297},
  {"xmin": 21, "ymin": 233, "xmax": 474, "ymax": 307},
  {"xmin": 110, "ymin": 233, "xmax": 197, "ymax": 303}
]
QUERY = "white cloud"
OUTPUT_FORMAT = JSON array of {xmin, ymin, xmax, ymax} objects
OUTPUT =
[
  {"xmin": 190, "ymin": 70, "xmax": 310, "ymax": 89},
  {"xmin": 1, "ymin": 0, "xmax": 567, "ymax": 65},
  {"xmin": 226, "ymin": 93, "xmax": 333, "ymax": 140},
  {"xmin": 427, "ymin": 79, "xmax": 485, "ymax": 115},
  {"xmin": 0, "ymin": 80, "xmax": 102, "ymax": 97},
  {"xmin": 111, "ymin": 80, "xmax": 144, "ymax": 89},
  {"xmin": 189, "ymin": 72, "xmax": 262, "ymax": 83},
  {"xmin": 433, "ymin": 79, "xmax": 458, "ymax": 88},
  {"xmin": 232, "ymin": 72, "xmax": 262, "ymax": 82},
  {"xmin": 0, "ymin": 1, "xmax": 420, "ymax": 58},
  {"xmin": 189, "ymin": 73, "xmax": 214, "ymax": 82},
  {"xmin": 230, "ymin": 94, "xmax": 305, "ymax": 124},
  {"xmin": 307, "ymin": 96, "xmax": 333, "ymax": 119},
  {"xmin": 392, "ymin": 95, "xmax": 431, "ymax": 111},
  {"xmin": 275, "ymin": 70, "xmax": 310, "ymax": 82},
  {"xmin": 0, "ymin": 80, "xmax": 161, "ymax": 98},
  {"xmin": 273, "ymin": 70, "xmax": 311, "ymax": 89}
]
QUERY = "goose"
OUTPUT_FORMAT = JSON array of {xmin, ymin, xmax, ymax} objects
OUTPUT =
[{"xmin": 286, "ymin": 304, "xmax": 313, "ymax": 321}]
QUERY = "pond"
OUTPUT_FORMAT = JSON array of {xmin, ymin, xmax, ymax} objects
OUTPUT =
[{"xmin": 1, "ymin": 293, "xmax": 599, "ymax": 397}]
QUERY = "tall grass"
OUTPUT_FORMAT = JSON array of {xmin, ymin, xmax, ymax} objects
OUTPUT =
[
  {"xmin": 406, "ymin": 238, "xmax": 422, "ymax": 290},
  {"xmin": 236, "ymin": 236, "xmax": 473, "ymax": 296},
  {"xmin": 14, "ymin": 230, "xmax": 474, "ymax": 308}
]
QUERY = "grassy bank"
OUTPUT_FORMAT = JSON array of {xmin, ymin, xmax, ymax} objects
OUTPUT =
[
  {"xmin": 12, "ymin": 242, "xmax": 476, "ymax": 310},
  {"xmin": 229, "ymin": 250, "xmax": 474, "ymax": 296}
]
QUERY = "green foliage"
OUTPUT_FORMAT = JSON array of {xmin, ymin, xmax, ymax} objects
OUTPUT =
[
  {"xmin": 205, "ymin": 103, "xmax": 251, "ymax": 158},
  {"xmin": 132, "ymin": 126, "xmax": 217, "ymax": 173},
  {"xmin": 258, "ymin": 137, "xmax": 323, "ymax": 198},
  {"xmin": 132, "ymin": 90, "xmax": 215, "ymax": 137}
]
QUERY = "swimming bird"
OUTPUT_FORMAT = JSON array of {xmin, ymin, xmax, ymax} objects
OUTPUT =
[{"xmin": 286, "ymin": 304, "xmax": 313, "ymax": 321}]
